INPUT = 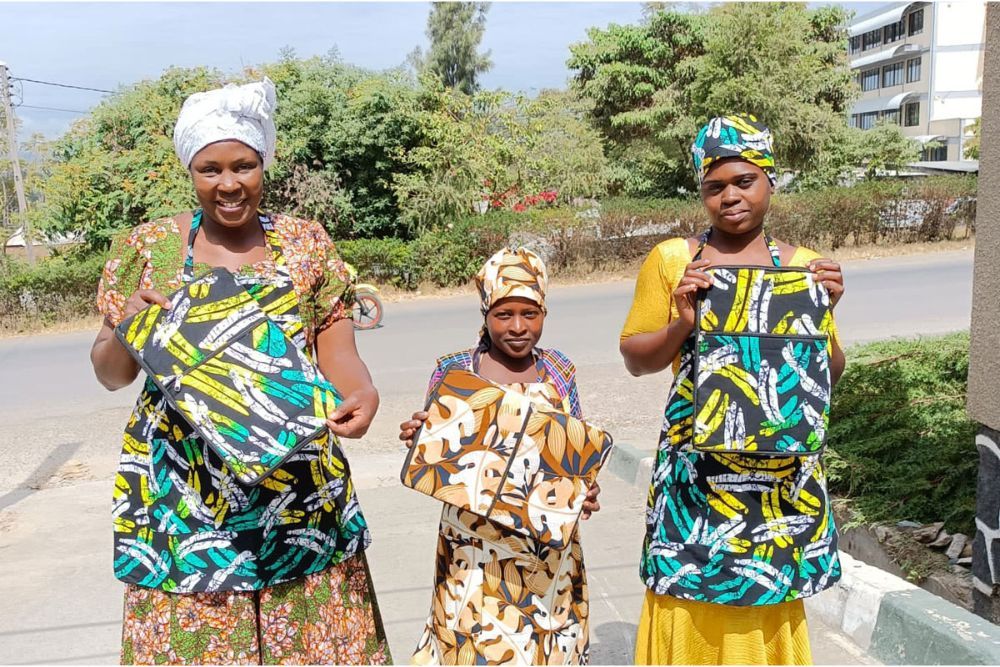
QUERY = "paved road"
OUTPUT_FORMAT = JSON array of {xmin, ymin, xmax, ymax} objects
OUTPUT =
[{"xmin": 0, "ymin": 249, "xmax": 971, "ymax": 664}]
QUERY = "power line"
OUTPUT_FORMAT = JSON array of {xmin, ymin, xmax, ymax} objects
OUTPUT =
[
  {"xmin": 17, "ymin": 104, "xmax": 89, "ymax": 114},
  {"xmin": 11, "ymin": 76, "xmax": 113, "ymax": 94}
]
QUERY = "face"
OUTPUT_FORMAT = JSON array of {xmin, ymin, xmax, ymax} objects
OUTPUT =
[
  {"xmin": 189, "ymin": 140, "xmax": 264, "ymax": 229},
  {"xmin": 700, "ymin": 158, "xmax": 773, "ymax": 236},
  {"xmin": 485, "ymin": 297, "xmax": 545, "ymax": 359}
]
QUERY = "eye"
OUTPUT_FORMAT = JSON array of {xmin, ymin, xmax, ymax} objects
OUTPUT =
[
  {"xmin": 198, "ymin": 166, "xmax": 219, "ymax": 175},
  {"xmin": 238, "ymin": 163, "xmax": 257, "ymax": 172},
  {"xmin": 739, "ymin": 176, "xmax": 756, "ymax": 188}
]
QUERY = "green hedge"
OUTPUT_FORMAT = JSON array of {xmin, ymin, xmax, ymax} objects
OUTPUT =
[
  {"xmin": 0, "ymin": 251, "xmax": 105, "ymax": 332},
  {"xmin": 826, "ymin": 332, "xmax": 977, "ymax": 535}
]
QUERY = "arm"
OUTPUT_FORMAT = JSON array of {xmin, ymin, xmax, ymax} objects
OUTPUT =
[
  {"xmin": 317, "ymin": 319, "xmax": 379, "ymax": 438},
  {"xmin": 808, "ymin": 257, "xmax": 847, "ymax": 387},
  {"xmin": 92, "ymin": 319, "xmax": 142, "ymax": 391}
]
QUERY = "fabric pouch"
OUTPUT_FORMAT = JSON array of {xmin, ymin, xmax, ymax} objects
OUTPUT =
[
  {"xmin": 115, "ymin": 267, "xmax": 340, "ymax": 485},
  {"xmin": 691, "ymin": 265, "xmax": 833, "ymax": 456},
  {"xmin": 400, "ymin": 367, "xmax": 614, "ymax": 549}
]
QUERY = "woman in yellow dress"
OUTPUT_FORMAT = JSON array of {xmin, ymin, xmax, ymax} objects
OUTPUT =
[{"xmin": 620, "ymin": 114, "xmax": 847, "ymax": 665}]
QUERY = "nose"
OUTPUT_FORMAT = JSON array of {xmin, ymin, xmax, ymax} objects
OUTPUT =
[
  {"xmin": 721, "ymin": 184, "xmax": 741, "ymax": 205},
  {"xmin": 510, "ymin": 315, "xmax": 528, "ymax": 334},
  {"xmin": 217, "ymin": 170, "xmax": 240, "ymax": 193}
]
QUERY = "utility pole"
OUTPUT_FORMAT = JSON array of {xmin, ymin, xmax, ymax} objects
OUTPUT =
[{"xmin": 0, "ymin": 61, "xmax": 34, "ymax": 264}]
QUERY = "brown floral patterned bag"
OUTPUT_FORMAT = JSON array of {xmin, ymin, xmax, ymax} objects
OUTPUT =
[{"xmin": 400, "ymin": 367, "xmax": 614, "ymax": 549}]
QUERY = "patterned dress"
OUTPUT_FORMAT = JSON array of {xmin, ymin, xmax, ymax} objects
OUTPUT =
[
  {"xmin": 98, "ymin": 211, "xmax": 390, "ymax": 665},
  {"xmin": 412, "ymin": 347, "xmax": 590, "ymax": 666},
  {"xmin": 621, "ymin": 237, "xmax": 843, "ymax": 665}
]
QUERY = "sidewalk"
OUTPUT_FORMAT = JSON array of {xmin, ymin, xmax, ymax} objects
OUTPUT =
[{"xmin": 0, "ymin": 462, "xmax": 873, "ymax": 665}]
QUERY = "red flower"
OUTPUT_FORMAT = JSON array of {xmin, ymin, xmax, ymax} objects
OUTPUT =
[{"xmin": 513, "ymin": 203, "xmax": 527, "ymax": 213}]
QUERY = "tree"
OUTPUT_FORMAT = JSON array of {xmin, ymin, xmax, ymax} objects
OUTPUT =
[
  {"xmin": 418, "ymin": 2, "xmax": 493, "ymax": 95},
  {"xmin": 569, "ymin": 4, "xmax": 916, "ymax": 193},
  {"xmin": 964, "ymin": 117, "xmax": 981, "ymax": 160}
]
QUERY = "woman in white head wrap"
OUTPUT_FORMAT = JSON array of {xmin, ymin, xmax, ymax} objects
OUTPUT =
[{"xmin": 91, "ymin": 79, "xmax": 391, "ymax": 665}]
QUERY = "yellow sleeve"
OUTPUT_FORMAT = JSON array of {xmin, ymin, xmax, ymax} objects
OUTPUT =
[
  {"xmin": 790, "ymin": 247, "xmax": 841, "ymax": 349},
  {"xmin": 620, "ymin": 238, "xmax": 691, "ymax": 340}
]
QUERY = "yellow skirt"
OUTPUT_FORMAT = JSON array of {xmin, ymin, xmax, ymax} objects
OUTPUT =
[{"xmin": 634, "ymin": 591, "xmax": 812, "ymax": 665}]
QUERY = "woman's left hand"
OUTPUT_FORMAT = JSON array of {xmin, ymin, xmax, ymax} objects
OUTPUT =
[
  {"xmin": 581, "ymin": 481, "xmax": 601, "ymax": 520},
  {"xmin": 326, "ymin": 385, "xmax": 379, "ymax": 438},
  {"xmin": 809, "ymin": 259, "xmax": 845, "ymax": 308}
]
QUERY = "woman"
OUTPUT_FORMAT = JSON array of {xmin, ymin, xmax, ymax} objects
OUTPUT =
[
  {"xmin": 91, "ymin": 79, "xmax": 390, "ymax": 665},
  {"xmin": 620, "ymin": 115, "xmax": 847, "ymax": 665},
  {"xmin": 398, "ymin": 248, "xmax": 600, "ymax": 665}
]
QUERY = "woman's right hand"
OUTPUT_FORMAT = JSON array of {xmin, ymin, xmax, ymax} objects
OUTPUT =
[
  {"xmin": 124, "ymin": 289, "xmax": 172, "ymax": 319},
  {"xmin": 673, "ymin": 258, "xmax": 713, "ymax": 329},
  {"xmin": 399, "ymin": 411, "xmax": 429, "ymax": 449}
]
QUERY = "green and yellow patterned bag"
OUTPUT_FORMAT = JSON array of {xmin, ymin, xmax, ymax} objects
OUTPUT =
[{"xmin": 115, "ymin": 267, "xmax": 341, "ymax": 485}]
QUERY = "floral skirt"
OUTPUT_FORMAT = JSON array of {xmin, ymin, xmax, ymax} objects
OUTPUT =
[
  {"xmin": 634, "ymin": 591, "xmax": 812, "ymax": 665},
  {"xmin": 121, "ymin": 552, "xmax": 391, "ymax": 665}
]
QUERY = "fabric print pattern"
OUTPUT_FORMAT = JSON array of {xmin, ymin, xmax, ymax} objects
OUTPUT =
[
  {"xmin": 475, "ymin": 247, "xmax": 549, "ymax": 315},
  {"xmin": 121, "ymin": 553, "xmax": 391, "ymax": 665},
  {"xmin": 403, "ymin": 368, "xmax": 613, "ymax": 550},
  {"xmin": 691, "ymin": 114, "xmax": 777, "ymax": 187},
  {"xmin": 639, "ymin": 233, "xmax": 841, "ymax": 607},
  {"xmin": 99, "ymin": 211, "xmax": 370, "ymax": 594},
  {"xmin": 413, "ymin": 350, "xmax": 591, "ymax": 665},
  {"xmin": 116, "ymin": 265, "xmax": 341, "ymax": 486},
  {"xmin": 690, "ymin": 266, "xmax": 834, "ymax": 456}
]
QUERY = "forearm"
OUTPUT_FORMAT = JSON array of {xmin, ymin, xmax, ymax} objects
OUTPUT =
[
  {"xmin": 316, "ymin": 320, "xmax": 378, "ymax": 402},
  {"xmin": 620, "ymin": 319, "xmax": 693, "ymax": 376},
  {"xmin": 830, "ymin": 338, "xmax": 846, "ymax": 387},
  {"xmin": 91, "ymin": 327, "xmax": 140, "ymax": 390}
]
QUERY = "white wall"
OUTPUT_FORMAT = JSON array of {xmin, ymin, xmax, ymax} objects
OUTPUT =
[
  {"xmin": 931, "ymin": 95, "xmax": 982, "ymax": 122},
  {"xmin": 934, "ymin": 1, "xmax": 986, "ymax": 47}
]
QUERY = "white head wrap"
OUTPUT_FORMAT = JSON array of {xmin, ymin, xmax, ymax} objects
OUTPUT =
[{"xmin": 173, "ymin": 78, "xmax": 278, "ymax": 170}]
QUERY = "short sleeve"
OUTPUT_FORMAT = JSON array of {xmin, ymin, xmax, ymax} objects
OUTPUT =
[
  {"xmin": 96, "ymin": 230, "xmax": 146, "ymax": 327},
  {"xmin": 620, "ymin": 239, "xmax": 689, "ymax": 341},
  {"xmin": 312, "ymin": 225, "xmax": 356, "ymax": 334},
  {"xmin": 790, "ymin": 247, "xmax": 842, "ymax": 349}
]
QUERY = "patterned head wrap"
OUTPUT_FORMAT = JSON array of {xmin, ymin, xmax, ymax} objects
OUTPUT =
[
  {"xmin": 476, "ymin": 247, "xmax": 548, "ymax": 316},
  {"xmin": 173, "ymin": 78, "xmax": 278, "ymax": 170},
  {"xmin": 691, "ymin": 114, "xmax": 777, "ymax": 187}
]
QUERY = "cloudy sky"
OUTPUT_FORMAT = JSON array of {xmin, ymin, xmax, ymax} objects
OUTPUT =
[{"xmin": 1, "ymin": 1, "xmax": 890, "ymax": 142}]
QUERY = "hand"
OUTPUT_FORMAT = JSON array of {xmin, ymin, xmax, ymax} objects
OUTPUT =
[
  {"xmin": 124, "ymin": 289, "xmax": 171, "ymax": 319},
  {"xmin": 326, "ymin": 386, "xmax": 379, "ymax": 439},
  {"xmin": 809, "ymin": 259, "xmax": 845, "ymax": 308},
  {"xmin": 581, "ymin": 481, "xmax": 601, "ymax": 520},
  {"xmin": 399, "ymin": 411, "xmax": 429, "ymax": 449},
  {"xmin": 673, "ymin": 259, "xmax": 713, "ymax": 330}
]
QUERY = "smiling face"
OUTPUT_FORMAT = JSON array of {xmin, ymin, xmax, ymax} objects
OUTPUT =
[
  {"xmin": 485, "ymin": 297, "xmax": 545, "ymax": 360},
  {"xmin": 189, "ymin": 140, "xmax": 264, "ymax": 229},
  {"xmin": 700, "ymin": 158, "xmax": 773, "ymax": 236}
]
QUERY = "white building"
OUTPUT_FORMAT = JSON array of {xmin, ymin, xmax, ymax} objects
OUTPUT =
[{"xmin": 847, "ymin": 1, "xmax": 985, "ymax": 162}]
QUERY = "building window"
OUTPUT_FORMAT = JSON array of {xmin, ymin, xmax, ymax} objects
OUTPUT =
[
  {"xmin": 921, "ymin": 143, "xmax": 947, "ymax": 161},
  {"xmin": 849, "ymin": 115, "xmax": 858, "ymax": 128},
  {"xmin": 882, "ymin": 109, "xmax": 900, "ymax": 124},
  {"xmin": 884, "ymin": 19, "xmax": 905, "ymax": 44},
  {"xmin": 861, "ymin": 68, "xmax": 881, "ymax": 92},
  {"xmin": 857, "ymin": 111, "xmax": 880, "ymax": 130},
  {"xmin": 882, "ymin": 62, "xmax": 904, "ymax": 87},
  {"xmin": 862, "ymin": 28, "xmax": 883, "ymax": 51},
  {"xmin": 904, "ymin": 101, "xmax": 920, "ymax": 127},
  {"xmin": 907, "ymin": 57, "xmax": 922, "ymax": 83},
  {"xmin": 849, "ymin": 35, "xmax": 862, "ymax": 54},
  {"xmin": 908, "ymin": 8, "xmax": 924, "ymax": 35}
]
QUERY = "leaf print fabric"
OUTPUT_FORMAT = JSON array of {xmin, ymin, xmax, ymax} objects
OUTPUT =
[
  {"xmin": 689, "ymin": 266, "xmax": 834, "ymax": 455},
  {"xmin": 623, "ymin": 236, "xmax": 842, "ymax": 607},
  {"xmin": 402, "ymin": 367, "xmax": 613, "ymax": 550},
  {"xmin": 98, "ymin": 212, "xmax": 370, "ymax": 594},
  {"xmin": 412, "ymin": 353, "xmax": 591, "ymax": 665},
  {"xmin": 116, "ymin": 267, "xmax": 341, "ymax": 486}
]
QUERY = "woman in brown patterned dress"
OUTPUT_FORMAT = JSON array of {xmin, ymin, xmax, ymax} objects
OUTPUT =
[{"xmin": 398, "ymin": 248, "xmax": 600, "ymax": 665}]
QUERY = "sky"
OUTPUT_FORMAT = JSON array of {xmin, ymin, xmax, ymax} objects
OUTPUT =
[{"xmin": 1, "ymin": 1, "xmax": 891, "ymax": 143}]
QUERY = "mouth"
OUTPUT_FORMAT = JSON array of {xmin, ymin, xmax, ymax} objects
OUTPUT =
[
  {"xmin": 216, "ymin": 199, "xmax": 247, "ymax": 214},
  {"xmin": 505, "ymin": 338, "xmax": 531, "ymax": 348},
  {"xmin": 720, "ymin": 209, "xmax": 750, "ymax": 221}
]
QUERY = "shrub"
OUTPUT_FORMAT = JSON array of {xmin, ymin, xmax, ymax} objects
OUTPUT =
[
  {"xmin": 827, "ymin": 332, "xmax": 977, "ymax": 535},
  {"xmin": 337, "ymin": 238, "xmax": 418, "ymax": 289},
  {"xmin": 0, "ymin": 250, "xmax": 105, "ymax": 332}
]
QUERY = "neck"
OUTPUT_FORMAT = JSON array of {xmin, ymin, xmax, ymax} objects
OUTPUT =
[
  {"xmin": 708, "ymin": 224, "xmax": 766, "ymax": 253},
  {"xmin": 485, "ymin": 344, "xmax": 535, "ymax": 373},
  {"xmin": 198, "ymin": 211, "xmax": 262, "ymax": 249}
]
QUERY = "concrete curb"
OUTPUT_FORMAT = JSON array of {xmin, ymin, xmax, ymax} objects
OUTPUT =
[{"xmin": 607, "ymin": 443, "xmax": 1000, "ymax": 665}]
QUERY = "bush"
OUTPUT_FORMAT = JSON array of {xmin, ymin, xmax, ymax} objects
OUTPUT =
[
  {"xmin": 827, "ymin": 332, "xmax": 977, "ymax": 535},
  {"xmin": 338, "ymin": 238, "xmax": 417, "ymax": 289},
  {"xmin": 0, "ymin": 250, "xmax": 105, "ymax": 332}
]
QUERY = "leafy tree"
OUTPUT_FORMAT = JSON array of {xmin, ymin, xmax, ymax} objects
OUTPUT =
[
  {"xmin": 417, "ymin": 2, "xmax": 493, "ymax": 95},
  {"xmin": 964, "ymin": 117, "xmax": 981, "ymax": 160}
]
